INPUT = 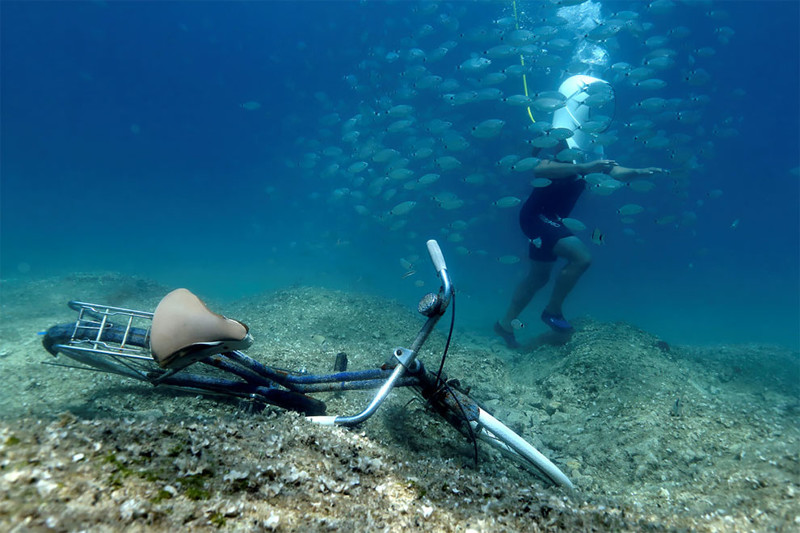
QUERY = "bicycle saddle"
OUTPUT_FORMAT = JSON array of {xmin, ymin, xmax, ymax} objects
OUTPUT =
[{"xmin": 150, "ymin": 288, "xmax": 253, "ymax": 370}]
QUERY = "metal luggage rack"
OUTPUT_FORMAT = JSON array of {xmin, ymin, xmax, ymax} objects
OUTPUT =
[{"xmin": 65, "ymin": 301, "xmax": 153, "ymax": 357}]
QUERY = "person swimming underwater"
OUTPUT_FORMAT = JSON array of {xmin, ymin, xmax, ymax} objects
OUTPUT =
[{"xmin": 494, "ymin": 75, "xmax": 667, "ymax": 348}]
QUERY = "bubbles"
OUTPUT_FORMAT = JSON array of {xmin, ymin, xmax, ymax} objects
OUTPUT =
[
  {"xmin": 559, "ymin": 0, "xmax": 610, "ymax": 72},
  {"xmin": 558, "ymin": 0, "xmax": 604, "ymax": 33},
  {"xmin": 574, "ymin": 41, "xmax": 610, "ymax": 70}
]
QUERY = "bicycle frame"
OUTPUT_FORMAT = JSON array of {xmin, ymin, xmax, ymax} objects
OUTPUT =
[{"xmin": 43, "ymin": 240, "xmax": 454, "ymax": 422}]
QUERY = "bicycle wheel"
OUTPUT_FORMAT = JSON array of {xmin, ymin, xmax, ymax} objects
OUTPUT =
[
  {"xmin": 472, "ymin": 408, "xmax": 574, "ymax": 490},
  {"xmin": 413, "ymin": 372, "xmax": 573, "ymax": 489},
  {"xmin": 43, "ymin": 323, "xmax": 156, "ymax": 381}
]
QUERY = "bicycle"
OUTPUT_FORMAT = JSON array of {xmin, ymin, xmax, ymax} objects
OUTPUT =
[{"xmin": 40, "ymin": 240, "xmax": 573, "ymax": 489}]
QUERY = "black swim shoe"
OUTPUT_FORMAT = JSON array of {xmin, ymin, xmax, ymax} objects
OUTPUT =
[
  {"xmin": 541, "ymin": 310, "xmax": 573, "ymax": 333},
  {"xmin": 494, "ymin": 321, "xmax": 520, "ymax": 349}
]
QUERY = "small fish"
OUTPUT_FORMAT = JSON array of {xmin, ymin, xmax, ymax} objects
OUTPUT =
[
  {"xmin": 386, "ymin": 119, "xmax": 414, "ymax": 133},
  {"xmin": 694, "ymin": 46, "xmax": 716, "ymax": 58},
  {"xmin": 591, "ymin": 228, "xmax": 606, "ymax": 245},
  {"xmin": 532, "ymin": 96, "xmax": 566, "ymax": 112},
  {"xmin": 387, "ymin": 168, "xmax": 414, "ymax": 181},
  {"xmin": 240, "ymin": 101, "xmax": 262, "ymax": 111},
  {"xmin": 582, "ymin": 92, "xmax": 615, "ymax": 108},
  {"xmin": 458, "ymin": 56, "xmax": 492, "ymax": 72},
  {"xmin": 635, "ymin": 78, "xmax": 667, "ymax": 90},
  {"xmin": 373, "ymin": 148, "xmax": 400, "ymax": 162},
  {"xmin": 556, "ymin": 149, "xmax": 583, "ymax": 163},
  {"xmin": 415, "ymin": 75, "xmax": 443, "ymax": 89},
  {"xmin": 437, "ymin": 198, "xmax": 464, "ymax": 210},
  {"xmin": 347, "ymin": 161, "xmax": 369, "ymax": 174},
  {"xmin": 528, "ymin": 136, "xmax": 560, "ymax": 149},
  {"xmin": 435, "ymin": 156, "xmax": 462, "ymax": 171},
  {"xmin": 386, "ymin": 104, "xmax": 414, "ymax": 117},
  {"xmin": 311, "ymin": 334, "xmax": 327, "ymax": 346},
  {"xmin": 442, "ymin": 132, "xmax": 470, "ymax": 151},
  {"xmin": 592, "ymin": 179, "xmax": 625, "ymax": 196},
  {"xmin": 561, "ymin": 217, "xmax": 587, "ymax": 232},
  {"xmin": 645, "ymin": 56, "xmax": 675, "ymax": 69},
  {"xmin": 471, "ymin": 118, "xmax": 506, "ymax": 139},
  {"xmin": 670, "ymin": 397, "xmax": 682, "ymax": 417},
  {"xmin": 493, "ymin": 196, "xmax": 522, "ymax": 208},
  {"xmin": 730, "ymin": 218, "xmax": 740, "ymax": 229},
  {"xmin": 497, "ymin": 155, "xmax": 520, "ymax": 169},
  {"xmin": 548, "ymin": 127, "xmax": 574, "ymax": 141},
  {"xmin": 617, "ymin": 203, "xmax": 645, "ymax": 216},
  {"xmin": 503, "ymin": 94, "xmax": 534, "ymax": 107},
  {"xmin": 532, "ymin": 178, "xmax": 552, "ymax": 188},
  {"xmin": 413, "ymin": 147, "xmax": 434, "ymax": 159},
  {"xmin": 498, "ymin": 255, "xmax": 521, "ymax": 264},
  {"xmin": 401, "ymin": 270, "xmax": 416, "ymax": 279},
  {"xmin": 510, "ymin": 319, "xmax": 525, "ymax": 330},
  {"xmin": 478, "ymin": 72, "xmax": 508, "ymax": 85},
  {"xmin": 635, "ymin": 97, "xmax": 667, "ymax": 112},
  {"xmin": 507, "ymin": 29, "xmax": 535, "ymax": 46},
  {"xmin": 417, "ymin": 173, "xmax": 440, "ymax": 186},
  {"xmin": 483, "ymin": 45, "xmax": 517, "ymax": 58},
  {"xmin": 655, "ymin": 214, "xmax": 678, "ymax": 225},
  {"xmin": 511, "ymin": 157, "xmax": 540, "ymax": 172},
  {"xmin": 389, "ymin": 200, "xmax": 417, "ymax": 216},
  {"xmin": 579, "ymin": 120, "xmax": 610, "ymax": 134}
]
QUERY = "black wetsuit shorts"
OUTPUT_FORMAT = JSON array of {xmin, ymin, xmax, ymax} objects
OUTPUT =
[{"xmin": 519, "ymin": 211, "xmax": 573, "ymax": 262}]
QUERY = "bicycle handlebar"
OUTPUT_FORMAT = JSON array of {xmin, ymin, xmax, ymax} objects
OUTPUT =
[
  {"xmin": 307, "ymin": 239, "xmax": 452, "ymax": 427},
  {"xmin": 426, "ymin": 239, "xmax": 447, "ymax": 274},
  {"xmin": 428, "ymin": 239, "xmax": 453, "ymax": 312}
]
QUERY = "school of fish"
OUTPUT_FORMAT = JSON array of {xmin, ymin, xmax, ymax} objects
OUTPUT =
[{"xmin": 256, "ymin": 0, "xmax": 740, "ymax": 268}]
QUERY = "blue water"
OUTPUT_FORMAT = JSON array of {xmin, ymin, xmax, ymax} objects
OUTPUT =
[{"xmin": 2, "ymin": 1, "xmax": 798, "ymax": 349}]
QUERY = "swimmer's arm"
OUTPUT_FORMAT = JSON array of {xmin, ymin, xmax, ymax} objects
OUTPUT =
[
  {"xmin": 534, "ymin": 159, "xmax": 617, "ymax": 180},
  {"xmin": 609, "ymin": 166, "xmax": 669, "ymax": 181}
]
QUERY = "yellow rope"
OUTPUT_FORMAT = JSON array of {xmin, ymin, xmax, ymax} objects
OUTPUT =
[{"xmin": 512, "ymin": 0, "xmax": 535, "ymax": 123}]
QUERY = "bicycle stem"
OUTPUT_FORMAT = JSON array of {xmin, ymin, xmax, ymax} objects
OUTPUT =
[{"xmin": 307, "ymin": 240, "xmax": 453, "ymax": 427}]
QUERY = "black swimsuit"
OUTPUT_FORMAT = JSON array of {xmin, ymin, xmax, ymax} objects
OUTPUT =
[{"xmin": 519, "ymin": 142, "xmax": 587, "ymax": 262}]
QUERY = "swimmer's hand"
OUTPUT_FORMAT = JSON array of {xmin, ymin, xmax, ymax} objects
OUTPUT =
[{"xmin": 579, "ymin": 159, "xmax": 619, "ymax": 175}]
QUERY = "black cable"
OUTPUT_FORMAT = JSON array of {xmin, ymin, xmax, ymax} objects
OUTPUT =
[
  {"xmin": 433, "ymin": 290, "xmax": 455, "ymax": 386},
  {"xmin": 430, "ymin": 292, "xmax": 480, "ymax": 468}
]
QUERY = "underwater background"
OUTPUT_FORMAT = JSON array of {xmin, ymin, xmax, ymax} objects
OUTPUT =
[{"xmin": 2, "ymin": 0, "xmax": 798, "ymax": 351}]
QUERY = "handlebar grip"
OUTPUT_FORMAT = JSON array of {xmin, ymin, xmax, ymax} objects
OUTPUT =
[{"xmin": 426, "ymin": 239, "xmax": 447, "ymax": 274}]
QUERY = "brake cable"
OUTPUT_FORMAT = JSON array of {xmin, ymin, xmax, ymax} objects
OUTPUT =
[{"xmin": 430, "ymin": 292, "xmax": 480, "ymax": 468}]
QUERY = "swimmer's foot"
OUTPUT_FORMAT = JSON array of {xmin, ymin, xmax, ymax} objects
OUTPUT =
[
  {"xmin": 494, "ymin": 321, "xmax": 520, "ymax": 349},
  {"xmin": 541, "ymin": 310, "xmax": 573, "ymax": 333}
]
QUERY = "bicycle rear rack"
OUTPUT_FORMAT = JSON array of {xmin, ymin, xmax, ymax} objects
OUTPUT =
[{"xmin": 50, "ymin": 301, "xmax": 157, "ymax": 380}]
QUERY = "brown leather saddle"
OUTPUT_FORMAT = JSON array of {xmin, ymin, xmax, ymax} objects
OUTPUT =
[{"xmin": 150, "ymin": 289, "xmax": 253, "ymax": 370}]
